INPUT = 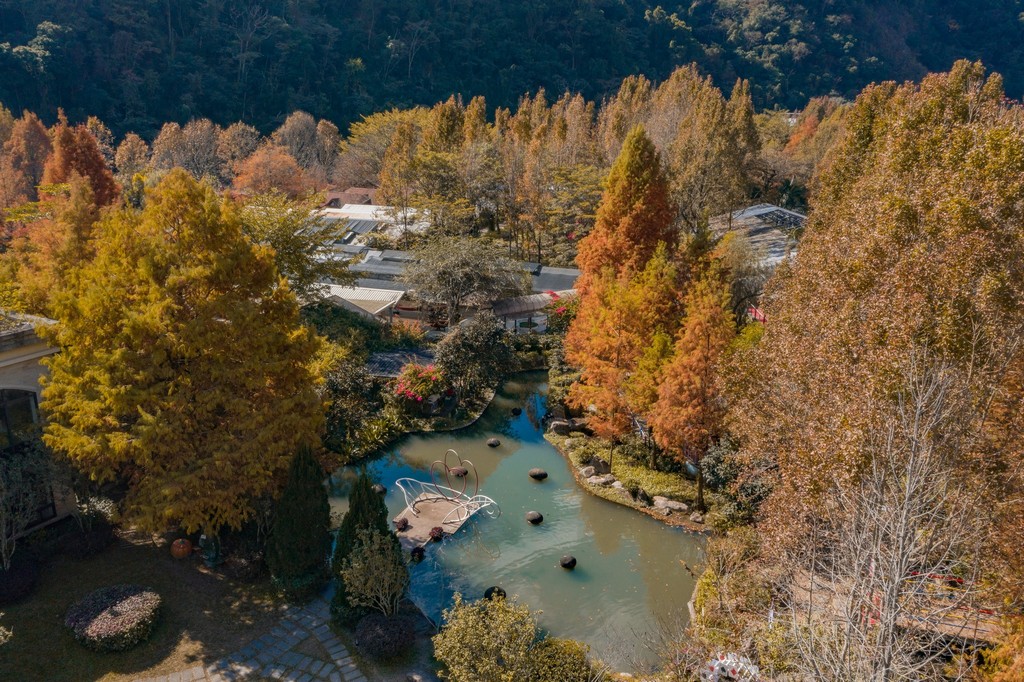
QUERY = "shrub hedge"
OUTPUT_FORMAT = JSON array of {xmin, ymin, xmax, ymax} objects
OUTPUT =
[{"xmin": 64, "ymin": 584, "xmax": 161, "ymax": 652}]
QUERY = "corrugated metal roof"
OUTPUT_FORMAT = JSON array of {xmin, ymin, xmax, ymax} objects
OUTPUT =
[
  {"xmin": 324, "ymin": 285, "xmax": 405, "ymax": 317},
  {"xmin": 491, "ymin": 290, "xmax": 575, "ymax": 317},
  {"xmin": 366, "ymin": 349, "xmax": 435, "ymax": 378}
]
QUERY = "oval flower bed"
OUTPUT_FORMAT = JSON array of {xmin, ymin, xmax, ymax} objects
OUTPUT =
[{"xmin": 64, "ymin": 584, "xmax": 162, "ymax": 652}]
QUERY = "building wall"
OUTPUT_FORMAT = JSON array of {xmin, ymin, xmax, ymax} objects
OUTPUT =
[{"xmin": 0, "ymin": 328, "xmax": 77, "ymax": 534}]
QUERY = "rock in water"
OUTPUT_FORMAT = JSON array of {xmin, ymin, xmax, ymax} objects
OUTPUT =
[
  {"xmin": 560, "ymin": 555, "xmax": 577, "ymax": 570},
  {"xmin": 486, "ymin": 438, "xmax": 501, "ymax": 447},
  {"xmin": 484, "ymin": 586, "xmax": 507, "ymax": 600},
  {"xmin": 528, "ymin": 468, "xmax": 548, "ymax": 481},
  {"xmin": 547, "ymin": 419, "xmax": 572, "ymax": 435},
  {"xmin": 511, "ymin": 407, "xmax": 522, "ymax": 416},
  {"xmin": 526, "ymin": 511, "xmax": 544, "ymax": 525}
]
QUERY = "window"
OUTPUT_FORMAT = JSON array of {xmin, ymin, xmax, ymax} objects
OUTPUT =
[{"xmin": 0, "ymin": 389, "xmax": 39, "ymax": 450}]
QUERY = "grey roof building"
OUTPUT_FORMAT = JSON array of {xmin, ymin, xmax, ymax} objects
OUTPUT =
[{"xmin": 710, "ymin": 203, "xmax": 806, "ymax": 267}]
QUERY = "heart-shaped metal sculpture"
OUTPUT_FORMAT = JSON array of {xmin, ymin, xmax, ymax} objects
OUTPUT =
[{"xmin": 429, "ymin": 449, "xmax": 479, "ymax": 500}]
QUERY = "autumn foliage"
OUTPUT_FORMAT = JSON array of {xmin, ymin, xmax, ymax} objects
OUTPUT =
[
  {"xmin": 41, "ymin": 114, "xmax": 119, "ymax": 206},
  {"xmin": 40, "ymin": 170, "xmax": 323, "ymax": 534},
  {"xmin": 729, "ymin": 62, "xmax": 1024, "ymax": 595}
]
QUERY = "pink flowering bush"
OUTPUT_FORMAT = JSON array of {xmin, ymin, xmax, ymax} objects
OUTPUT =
[
  {"xmin": 393, "ymin": 363, "xmax": 446, "ymax": 408},
  {"xmin": 544, "ymin": 294, "xmax": 579, "ymax": 335},
  {"xmin": 64, "ymin": 584, "xmax": 162, "ymax": 651}
]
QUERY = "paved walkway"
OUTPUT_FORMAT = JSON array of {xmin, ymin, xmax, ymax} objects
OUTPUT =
[{"xmin": 135, "ymin": 596, "xmax": 368, "ymax": 682}]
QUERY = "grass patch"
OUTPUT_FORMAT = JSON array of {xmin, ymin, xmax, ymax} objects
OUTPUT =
[
  {"xmin": 0, "ymin": 531, "xmax": 280, "ymax": 682},
  {"xmin": 546, "ymin": 432, "xmax": 728, "ymax": 518}
]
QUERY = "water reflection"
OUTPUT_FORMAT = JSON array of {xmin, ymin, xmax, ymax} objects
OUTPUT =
[{"xmin": 329, "ymin": 371, "xmax": 705, "ymax": 670}]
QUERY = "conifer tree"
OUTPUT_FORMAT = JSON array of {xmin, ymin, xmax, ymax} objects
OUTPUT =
[
  {"xmin": 730, "ymin": 61, "xmax": 1024, "ymax": 578},
  {"xmin": 566, "ymin": 244, "xmax": 681, "ymax": 438},
  {"xmin": 266, "ymin": 446, "xmax": 331, "ymax": 601},
  {"xmin": 332, "ymin": 472, "xmax": 389, "ymax": 574},
  {"xmin": 649, "ymin": 263, "xmax": 735, "ymax": 511},
  {"xmin": 3, "ymin": 112, "xmax": 51, "ymax": 199},
  {"xmin": 330, "ymin": 471, "xmax": 392, "ymax": 623},
  {"xmin": 573, "ymin": 125, "xmax": 675, "ymax": 291},
  {"xmin": 8, "ymin": 175, "xmax": 99, "ymax": 315},
  {"xmin": 41, "ymin": 114, "xmax": 119, "ymax": 206},
  {"xmin": 40, "ymin": 169, "xmax": 322, "ymax": 535}
]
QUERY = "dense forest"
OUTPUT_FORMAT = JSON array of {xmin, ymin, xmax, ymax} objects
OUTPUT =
[{"xmin": 1, "ymin": 0, "xmax": 1023, "ymax": 136}]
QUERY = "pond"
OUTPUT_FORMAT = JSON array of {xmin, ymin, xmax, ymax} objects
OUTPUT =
[{"xmin": 329, "ymin": 371, "xmax": 705, "ymax": 670}]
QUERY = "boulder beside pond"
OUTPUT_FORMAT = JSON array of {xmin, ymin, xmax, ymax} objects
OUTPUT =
[
  {"xmin": 579, "ymin": 465, "xmax": 595, "ymax": 478},
  {"xmin": 653, "ymin": 496, "xmax": 689, "ymax": 513}
]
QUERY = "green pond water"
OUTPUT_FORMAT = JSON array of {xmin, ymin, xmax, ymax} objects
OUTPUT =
[{"xmin": 329, "ymin": 371, "xmax": 705, "ymax": 670}]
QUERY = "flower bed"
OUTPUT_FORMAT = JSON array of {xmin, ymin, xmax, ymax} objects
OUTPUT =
[
  {"xmin": 64, "ymin": 584, "xmax": 161, "ymax": 652},
  {"xmin": 394, "ymin": 363, "xmax": 446, "ymax": 409}
]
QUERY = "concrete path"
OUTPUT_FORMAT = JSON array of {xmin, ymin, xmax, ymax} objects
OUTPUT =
[{"xmin": 135, "ymin": 596, "xmax": 368, "ymax": 682}]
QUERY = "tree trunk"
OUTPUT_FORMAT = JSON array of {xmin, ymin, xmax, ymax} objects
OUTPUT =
[{"xmin": 696, "ymin": 468, "xmax": 706, "ymax": 513}]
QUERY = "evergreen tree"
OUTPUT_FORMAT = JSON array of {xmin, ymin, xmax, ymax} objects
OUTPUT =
[
  {"xmin": 330, "ymin": 471, "xmax": 391, "ymax": 623},
  {"xmin": 266, "ymin": 446, "xmax": 332, "ymax": 602},
  {"xmin": 40, "ymin": 169, "xmax": 322, "ymax": 535}
]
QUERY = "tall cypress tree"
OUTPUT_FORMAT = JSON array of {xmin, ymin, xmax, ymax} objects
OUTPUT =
[
  {"xmin": 266, "ymin": 446, "xmax": 331, "ymax": 602},
  {"xmin": 331, "ymin": 472, "xmax": 391, "ymax": 623}
]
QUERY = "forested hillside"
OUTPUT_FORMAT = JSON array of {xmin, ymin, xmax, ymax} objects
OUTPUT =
[{"xmin": 1, "ymin": 0, "xmax": 1022, "ymax": 136}]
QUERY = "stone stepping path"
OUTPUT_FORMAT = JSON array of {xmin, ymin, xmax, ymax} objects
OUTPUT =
[{"xmin": 135, "ymin": 596, "xmax": 368, "ymax": 682}]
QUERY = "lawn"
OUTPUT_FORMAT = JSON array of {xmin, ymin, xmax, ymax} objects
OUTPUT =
[{"xmin": 0, "ymin": 530, "xmax": 281, "ymax": 682}]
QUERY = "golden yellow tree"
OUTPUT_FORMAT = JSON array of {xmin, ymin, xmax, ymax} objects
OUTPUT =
[{"xmin": 41, "ymin": 169, "xmax": 323, "ymax": 534}]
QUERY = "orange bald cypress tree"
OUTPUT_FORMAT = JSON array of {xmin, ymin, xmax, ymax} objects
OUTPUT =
[
  {"xmin": 566, "ymin": 244, "xmax": 680, "ymax": 439},
  {"xmin": 649, "ymin": 263, "xmax": 735, "ymax": 512},
  {"xmin": 573, "ymin": 125, "xmax": 675, "ymax": 291},
  {"xmin": 565, "ymin": 126, "xmax": 678, "ymax": 440},
  {"xmin": 41, "ymin": 114, "xmax": 119, "ymax": 206},
  {"xmin": 3, "ymin": 112, "xmax": 51, "ymax": 199}
]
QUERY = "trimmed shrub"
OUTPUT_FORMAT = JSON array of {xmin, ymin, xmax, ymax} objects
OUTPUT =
[
  {"xmin": 530, "ymin": 637, "xmax": 597, "ymax": 682},
  {"xmin": 64, "ymin": 584, "xmax": 161, "ymax": 652},
  {"xmin": 0, "ymin": 554, "xmax": 40, "ymax": 605},
  {"xmin": 266, "ymin": 446, "xmax": 331, "ymax": 602},
  {"xmin": 331, "ymin": 472, "xmax": 390, "ymax": 624},
  {"xmin": 353, "ymin": 612, "xmax": 416, "ymax": 661},
  {"xmin": 341, "ymin": 528, "xmax": 409, "ymax": 617}
]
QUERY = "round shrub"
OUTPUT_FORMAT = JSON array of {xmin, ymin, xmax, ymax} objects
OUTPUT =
[
  {"xmin": 353, "ymin": 612, "xmax": 416, "ymax": 661},
  {"xmin": 0, "ymin": 554, "xmax": 40, "ymax": 605},
  {"xmin": 530, "ymin": 637, "xmax": 596, "ymax": 682},
  {"xmin": 64, "ymin": 584, "xmax": 161, "ymax": 652}
]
